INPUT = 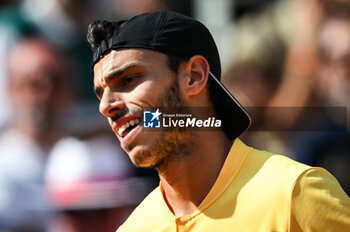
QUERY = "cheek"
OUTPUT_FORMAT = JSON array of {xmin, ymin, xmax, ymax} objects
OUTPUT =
[{"xmin": 128, "ymin": 80, "xmax": 161, "ymax": 105}]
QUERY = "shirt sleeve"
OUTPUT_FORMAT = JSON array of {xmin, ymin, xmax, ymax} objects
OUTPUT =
[{"xmin": 290, "ymin": 167, "xmax": 350, "ymax": 232}]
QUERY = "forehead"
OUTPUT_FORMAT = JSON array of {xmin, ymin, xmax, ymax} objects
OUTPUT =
[{"xmin": 93, "ymin": 49, "xmax": 168, "ymax": 81}]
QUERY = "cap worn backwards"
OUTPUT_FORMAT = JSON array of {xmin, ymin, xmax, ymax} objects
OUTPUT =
[{"xmin": 92, "ymin": 11, "xmax": 221, "ymax": 80}]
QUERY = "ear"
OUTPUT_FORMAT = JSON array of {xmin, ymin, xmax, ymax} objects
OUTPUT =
[{"xmin": 181, "ymin": 55, "xmax": 210, "ymax": 97}]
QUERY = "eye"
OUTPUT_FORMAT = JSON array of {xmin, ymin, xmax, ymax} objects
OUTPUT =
[
  {"xmin": 94, "ymin": 86, "xmax": 103, "ymax": 100},
  {"xmin": 123, "ymin": 74, "xmax": 139, "ymax": 85}
]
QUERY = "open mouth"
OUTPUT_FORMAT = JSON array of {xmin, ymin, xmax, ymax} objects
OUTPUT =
[{"xmin": 117, "ymin": 118, "xmax": 141, "ymax": 138}]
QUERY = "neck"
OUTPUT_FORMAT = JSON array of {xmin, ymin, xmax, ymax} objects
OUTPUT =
[{"xmin": 157, "ymin": 130, "xmax": 232, "ymax": 217}]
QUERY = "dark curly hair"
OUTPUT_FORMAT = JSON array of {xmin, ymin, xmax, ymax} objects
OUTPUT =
[{"xmin": 87, "ymin": 19, "xmax": 115, "ymax": 52}]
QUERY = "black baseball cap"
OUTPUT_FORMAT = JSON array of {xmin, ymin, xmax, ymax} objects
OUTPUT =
[{"xmin": 92, "ymin": 11, "xmax": 251, "ymax": 140}]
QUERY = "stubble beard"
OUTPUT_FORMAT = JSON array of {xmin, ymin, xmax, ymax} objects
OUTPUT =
[{"xmin": 126, "ymin": 77, "xmax": 193, "ymax": 169}]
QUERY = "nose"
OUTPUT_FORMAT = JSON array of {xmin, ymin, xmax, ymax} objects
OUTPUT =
[{"xmin": 99, "ymin": 89, "xmax": 126, "ymax": 118}]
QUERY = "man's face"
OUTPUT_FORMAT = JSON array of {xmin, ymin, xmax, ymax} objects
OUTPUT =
[
  {"xmin": 94, "ymin": 49, "xmax": 191, "ymax": 168},
  {"xmin": 8, "ymin": 40, "xmax": 69, "ymax": 133},
  {"xmin": 318, "ymin": 18, "xmax": 350, "ymax": 106}
]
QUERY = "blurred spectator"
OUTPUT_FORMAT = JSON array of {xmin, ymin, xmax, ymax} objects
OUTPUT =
[
  {"xmin": 222, "ymin": 0, "xmax": 324, "ymax": 155},
  {"xmin": 221, "ymin": 0, "xmax": 290, "ymax": 154},
  {"xmin": 316, "ymin": 1, "xmax": 350, "ymax": 114},
  {"xmin": 45, "ymin": 136, "xmax": 153, "ymax": 232},
  {"xmin": 0, "ymin": 37, "xmax": 71, "ymax": 231},
  {"xmin": 17, "ymin": 0, "xmax": 96, "ymax": 101},
  {"xmin": 0, "ymin": 0, "xmax": 99, "ymax": 127},
  {"xmin": 0, "ymin": 1, "xmax": 37, "ymax": 127},
  {"xmin": 289, "ymin": 1, "xmax": 350, "ymax": 194}
]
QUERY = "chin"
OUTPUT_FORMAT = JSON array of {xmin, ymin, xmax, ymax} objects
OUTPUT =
[
  {"xmin": 127, "ymin": 146, "xmax": 151, "ymax": 167},
  {"xmin": 128, "ymin": 146, "xmax": 163, "ymax": 169}
]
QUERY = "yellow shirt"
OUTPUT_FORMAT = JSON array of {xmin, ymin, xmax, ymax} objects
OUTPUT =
[{"xmin": 117, "ymin": 139, "xmax": 350, "ymax": 231}]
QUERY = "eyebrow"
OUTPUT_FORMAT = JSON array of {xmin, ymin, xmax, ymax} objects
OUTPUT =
[
  {"xmin": 105, "ymin": 63, "xmax": 142, "ymax": 82},
  {"xmin": 94, "ymin": 63, "xmax": 144, "ymax": 98}
]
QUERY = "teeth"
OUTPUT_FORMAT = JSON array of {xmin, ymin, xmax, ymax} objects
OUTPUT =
[
  {"xmin": 118, "ymin": 124, "xmax": 126, "ymax": 136},
  {"xmin": 117, "ymin": 119, "xmax": 140, "ymax": 137}
]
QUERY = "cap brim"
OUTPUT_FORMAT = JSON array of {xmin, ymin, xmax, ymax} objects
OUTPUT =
[{"xmin": 209, "ymin": 72, "xmax": 251, "ymax": 140}]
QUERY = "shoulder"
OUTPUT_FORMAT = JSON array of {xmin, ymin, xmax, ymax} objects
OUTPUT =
[
  {"xmin": 290, "ymin": 167, "xmax": 350, "ymax": 231},
  {"xmin": 241, "ymin": 147, "xmax": 350, "ymax": 230},
  {"xmin": 245, "ymin": 147, "xmax": 348, "ymax": 196}
]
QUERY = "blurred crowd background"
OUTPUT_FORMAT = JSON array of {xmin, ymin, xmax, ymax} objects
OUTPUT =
[{"xmin": 0, "ymin": 0, "xmax": 350, "ymax": 231}]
